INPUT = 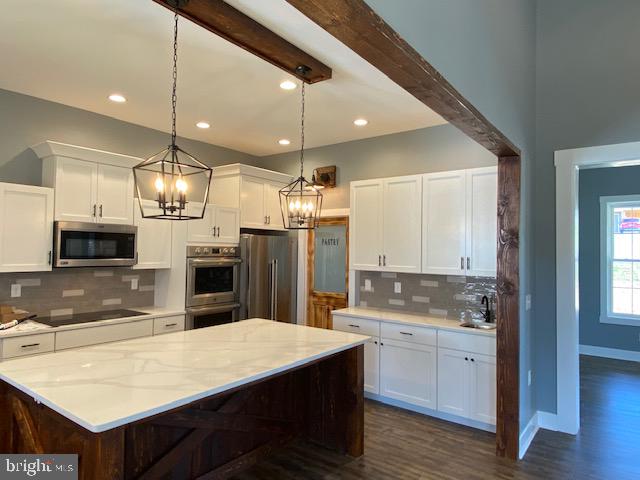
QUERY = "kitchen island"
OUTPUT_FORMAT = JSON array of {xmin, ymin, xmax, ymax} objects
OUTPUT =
[{"xmin": 0, "ymin": 319, "xmax": 368, "ymax": 479}]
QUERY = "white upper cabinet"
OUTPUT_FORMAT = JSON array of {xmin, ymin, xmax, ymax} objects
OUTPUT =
[
  {"xmin": 37, "ymin": 142, "xmax": 138, "ymax": 225},
  {"xmin": 50, "ymin": 157, "xmax": 98, "ymax": 223},
  {"xmin": 350, "ymin": 180, "xmax": 384, "ymax": 270},
  {"xmin": 423, "ymin": 167, "xmax": 497, "ymax": 277},
  {"xmin": 96, "ymin": 164, "xmax": 134, "ymax": 224},
  {"xmin": 465, "ymin": 167, "xmax": 497, "ymax": 277},
  {"xmin": 422, "ymin": 170, "xmax": 467, "ymax": 275},
  {"xmin": 186, "ymin": 203, "xmax": 240, "ymax": 245},
  {"xmin": 0, "ymin": 183, "xmax": 54, "ymax": 272},
  {"xmin": 133, "ymin": 201, "xmax": 172, "ymax": 270},
  {"xmin": 351, "ymin": 175, "xmax": 422, "ymax": 272},
  {"xmin": 382, "ymin": 175, "xmax": 422, "ymax": 273},
  {"xmin": 212, "ymin": 164, "xmax": 292, "ymax": 231}
]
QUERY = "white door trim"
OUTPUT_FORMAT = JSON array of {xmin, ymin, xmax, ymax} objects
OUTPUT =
[
  {"xmin": 555, "ymin": 140, "xmax": 640, "ymax": 435},
  {"xmin": 296, "ymin": 208, "xmax": 350, "ymax": 325}
]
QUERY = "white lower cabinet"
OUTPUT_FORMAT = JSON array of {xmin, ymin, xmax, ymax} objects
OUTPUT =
[
  {"xmin": 380, "ymin": 338, "xmax": 437, "ymax": 409},
  {"xmin": 437, "ymin": 347, "xmax": 496, "ymax": 425},
  {"xmin": 55, "ymin": 319, "xmax": 154, "ymax": 350},
  {"xmin": 2, "ymin": 333, "xmax": 56, "ymax": 359},
  {"xmin": 332, "ymin": 312, "xmax": 496, "ymax": 429},
  {"xmin": 364, "ymin": 337, "xmax": 380, "ymax": 394},
  {"xmin": 153, "ymin": 315, "xmax": 186, "ymax": 335}
]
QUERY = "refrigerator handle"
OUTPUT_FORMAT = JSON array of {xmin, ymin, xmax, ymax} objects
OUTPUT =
[
  {"xmin": 268, "ymin": 260, "xmax": 275, "ymax": 320},
  {"xmin": 273, "ymin": 258, "xmax": 278, "ymax": 321}
]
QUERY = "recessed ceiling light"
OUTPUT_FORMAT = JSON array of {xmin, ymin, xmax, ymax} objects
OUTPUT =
[
  {"xmin": 354, "ymin": 118, "xmax": 368, "ymax": 126},
  {"xmin": 278, "ymin": 139, "xmax": 291, "ymax": 146},
  {"xmin": 108, "ymin": 93, "xmax": 126, "ymax": 103},
  {"xmin": 196, "ymin": 121, "xmax": 210, "ymax": 129},
  {"xmin": 280, "ymin": 80, "xmax": 297, "ymax": 90}
]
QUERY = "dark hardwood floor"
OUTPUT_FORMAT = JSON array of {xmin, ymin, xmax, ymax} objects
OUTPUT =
[{"xmin": 234, "ymin": 355, "xmax": 640, "ymax": 479}]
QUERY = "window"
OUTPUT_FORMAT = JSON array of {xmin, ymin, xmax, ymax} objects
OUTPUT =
[{"xmin": 600, "ymin": 195, "xmax": 640, "ymax": 325}]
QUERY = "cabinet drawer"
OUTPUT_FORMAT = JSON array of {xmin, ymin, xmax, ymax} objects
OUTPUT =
[
  {"xmin": 2, "ymin": 333, "xmax": 55, "ymax": 359},
  {"xmin": 381, "ymin": 322, "xmax": 436, "ymax": 346},
  {"xmin": 55, "ymin": 319, "xmax": 153, "ymax": 350},
  {"xmin": 332, "ymin": 314, "xmax": 380, "ymax": 337},
  {"xmin": 438, "ymin": 330, "xmax": 496, "ymax": 356},
  {"xmin": 153, "ymin": 315, "xmax": 185, "ymax": 335}
]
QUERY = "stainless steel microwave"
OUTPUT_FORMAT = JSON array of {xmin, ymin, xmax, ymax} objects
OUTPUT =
[{"xmin": 53, "ymin": 221, "xmax": 137, "ymax": 268}]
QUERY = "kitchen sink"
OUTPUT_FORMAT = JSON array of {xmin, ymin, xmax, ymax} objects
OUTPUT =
[{"xmin": 459, "ymin": 321, "xmax": 497, "ymax": 330}]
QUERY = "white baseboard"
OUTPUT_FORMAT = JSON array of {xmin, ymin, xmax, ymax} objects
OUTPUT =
[
  {"xmin": 537, "ymin": 411, "xmax": 559, "ymax": 431},
  {"xmin": 519, "ymin": 412, "xmax": 539, "ymax": 459},
  {"xmin": 580, "ymin": 344, "xmax": 640, "ymax": 362}
]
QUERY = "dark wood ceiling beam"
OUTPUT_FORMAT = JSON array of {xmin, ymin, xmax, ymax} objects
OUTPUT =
[
  {"xmin": 152, "ymin": 0, "xmax": 332, "ymax": 84},
  {"xmin": 285, "ymin": 0, "xmax": 519, "ymax": 157}
]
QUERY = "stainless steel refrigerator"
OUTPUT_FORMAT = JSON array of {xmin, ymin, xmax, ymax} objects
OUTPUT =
[{"xmin": 239, "ymin": 233, "xmax": 297, "ymax": 322}]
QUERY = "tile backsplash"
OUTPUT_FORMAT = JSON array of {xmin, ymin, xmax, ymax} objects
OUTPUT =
[
  {"xmin": 0, "ymin": 268, "xmax": 155, "ymax": 317},
  {"xmin": 358, "ymin": 271, "xmax": 496, "ymax": 321}
]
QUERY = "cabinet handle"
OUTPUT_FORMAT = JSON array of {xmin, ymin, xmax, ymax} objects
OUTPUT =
[
  {"xmin": 383, "ymin": 254, "xmax": 386, "ymax": 266},
  {"xmin": 465, "ymin": 357, "xmax": 469, "ymax": 361},
  {"xmin": 378, "ymin": 255, "xmax": 382, "ymax": 267},
  {"xmin": 264, "ymin": 215, "xmax": 268, "ymax": 224},
  {"xmin": 461, "ymin": 257, "xmax": 464, "ymax": 269},
  {"xmin": 467, "ymin": 257, "xmax": 470, "ymax": 270},
  {"xmin": 348, "ymin": 324, "xmax": 360, "ymax": 328},
  {"xmin": 21, "ymin": 343, "xmax": 40, "ymax": 348},
  {"xmin": 165, "ymin": 323, "xmax": 178, "ymax": 328},
  {"xmin": 374, "ymin": 340, "xmax": 378, "ymax": 345},
  {"xmin": 99, "ymin": 204, "xmax": 103, "ymax": 217},
  {"xmin": 48, "ymin": 251, "xmax": 52, "ymax": 265},
  {"xmin": 399, "ymin": 331, "xmax": 413, "ymax": 336},
  {"xmin": 267, "ymin": 215, "xmax": 271, "ymax": 224},
  {"xmin": 217, "ymin": 226, "xmax": 220, "ymax": 237},
  {"xmin": 93, "ymin": 204, "xmax": 97, "ymax": 217},
  {"xmin": 471, "ymin": 358, "xmax": 475, "ymax": 362}
]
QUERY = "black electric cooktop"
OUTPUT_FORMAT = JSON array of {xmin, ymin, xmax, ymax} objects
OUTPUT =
[{"xmin": 36, "ymin": 309, "xmax": 147, "ymax": 327}]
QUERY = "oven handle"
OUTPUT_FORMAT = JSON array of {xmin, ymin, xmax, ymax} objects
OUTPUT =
[
  {"xmin": 186, "ymin": 303, "xmax": 241, "ymax": 315},
  {"xmin": 188, "ymin": 258, "xmax": 241, "ymax": 266}
]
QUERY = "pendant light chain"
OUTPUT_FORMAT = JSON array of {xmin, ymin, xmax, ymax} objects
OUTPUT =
[
  {"xmin": 299, "ymin": 82, "xmax": 306, "ymax": 181},
  {"xmin": 170, "ymin": 8, "xmax": 179, "ymax": 147}
]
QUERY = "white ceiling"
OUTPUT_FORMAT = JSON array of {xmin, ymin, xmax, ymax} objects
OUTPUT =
[{"xmin": 0, "ymin": 0, "xmax": 445, "ymax": 156}]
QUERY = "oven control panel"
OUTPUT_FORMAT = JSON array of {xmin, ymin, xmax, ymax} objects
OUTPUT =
[{"xmin": 187, "ymin": 246, "xmax": 238, "ymax": 257}]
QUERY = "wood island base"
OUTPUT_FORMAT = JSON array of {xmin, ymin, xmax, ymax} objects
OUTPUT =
[{"xmin": 0, "ymin": 345, "xmax": 364, "ymax": 480}]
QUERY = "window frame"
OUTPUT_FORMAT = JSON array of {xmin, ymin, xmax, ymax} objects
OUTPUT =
[{"xmin": 600, "ymin": 194, "xmax": 640, "ymax": 326}]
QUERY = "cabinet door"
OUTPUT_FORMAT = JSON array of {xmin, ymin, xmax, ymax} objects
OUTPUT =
[
  {"xmin": 437, "ymin": 347, "xmax": 469, "ymax": 417},
  {"xmin": 214, "ymin": 206, "xmax": 240, "ymax": 244},
  {"xmin": 186, "ymin": 203, "xmax": 216, "ymax": 244},
  {"xmin": 54, "ymin": 157, "xmax": 98, "ymax": 222},
  {"xmin": 422, "ymin": 171, "xmax": 466, "ymax": 275},
  {"xmin": 0, "ymin": 184, "xmax": 54, "ymax": 272},
  {"xmin": 133, "ymin": 201, "xmax": 172, "ymax": 269},
  {"xmin": 382, "ymin": 176, "xmax": 422, "ymax": 272},
  {"xmin": 380, "ymin": 338, "xmax": 437, "ymax": 408},
  {"xmin": 97, "ymin": 164, "xmax": 134, "ymax": 224},
  {"xmin": 240, "ymin": 177, "xmax": 267, "ymax": 228},
  {"xmin": 264, "ymin": 181, "xmax": 285, "ymax": 230},
  {"xmin": 350, "ymin": 180, "xmax": 383, "ymax": 270},
  {"xmin": 466, "ymin": 167, "xmax": 497, "ymax": 277},
  {"xmin": 365, "ymin": 337, "xmax": 380, "ymax": 394},
  {"xmin": 468, "ymin": 353, "xmax": 497, "ymax": 425}
]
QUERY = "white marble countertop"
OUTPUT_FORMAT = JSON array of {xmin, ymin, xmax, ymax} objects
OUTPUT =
[
  {"xmin": 0, "ymin": 306, "xmax": 186, "ymax": 339},
  {"xmin": 333, "ymin": 307, "xmax": 496, "ymax": 337},
  {"xmin": 0, "ymin": 319, "xmax": 369, "ymax": 433}
]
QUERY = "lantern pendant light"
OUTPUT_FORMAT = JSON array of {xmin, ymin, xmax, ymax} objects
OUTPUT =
[
  {"xmin": 133, "ymin": 2, "xmax": 213, "ymax": 220},
  {"xmin": 279, "ymin": 68, "xmax": 323, "ymax": 230}
]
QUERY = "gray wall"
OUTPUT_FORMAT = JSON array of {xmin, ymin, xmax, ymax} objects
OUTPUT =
[
  {"xmin": 579, "ymin": 166, "xmax": 640, "ymax": 352},
  {"xmin": 534, "ymin": 0, "xmax": 640, "ymax": 413},
  {"xmin": 260, "ymin": 124, "xmax": 495, "ymax": 208},
  {"xmin": 0, "ymin": 88, "xmax": 257, "ymax": 186},
  {"xmin": 356, "ymin": 0, "xmax": 538, "ymax": 431}
]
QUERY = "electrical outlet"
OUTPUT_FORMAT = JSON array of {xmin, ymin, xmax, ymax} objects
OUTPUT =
[
  {"xmin": 528, "ymin": 370, "xmax": 532, "ymax": 386},
  {"xmin": 394, "ymin": 282, "xmax": 402, "ymax": 294},
  {"xmin": 10, "ymin": 284, "xmax": 21, "ymax": 298},
  {"xmin": 525, "ymin": 294, "xmax": 532, "ymax": 311},
  {"xmin": 131, "ymin": 278, "xmax": 139, "ymax": 290},
  {"xmin": 364, "ymin": 279, "xmax": 372, "ymax": 292}
]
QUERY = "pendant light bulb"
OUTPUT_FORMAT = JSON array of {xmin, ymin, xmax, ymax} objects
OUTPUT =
[
  {"xmin": 155, "ymin": 175, "xmax": 165, "ymax": 193},
  {"xmin": 175, "ymin": 176, "xmax": 188, "ymax": 193}
]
